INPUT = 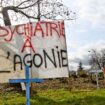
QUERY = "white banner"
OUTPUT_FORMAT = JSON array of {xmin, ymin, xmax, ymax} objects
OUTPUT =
[{"xmin": 0, "ymin": 20, "xmax": 69, "ymax": 83}]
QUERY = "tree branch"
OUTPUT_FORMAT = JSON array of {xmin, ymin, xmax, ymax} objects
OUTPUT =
[
  {"xmin": 17, "ymin": 0, "xmax": 42, "ymax": 10},
  {"xmin": 2, "ymin": 6, "xmax": 39, "ymax": 25},
  {"xmin": 15, "ymin": 9, "xmax": 38, "ymax": 19},
  {"xmin": 16, "ymin": 0, "xmax": 30, "ymax": 7}
]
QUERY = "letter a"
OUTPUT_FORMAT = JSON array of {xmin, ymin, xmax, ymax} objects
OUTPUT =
[{"xmin": 21, "ymin": 38, "xmax": 35, "ymax": 53}]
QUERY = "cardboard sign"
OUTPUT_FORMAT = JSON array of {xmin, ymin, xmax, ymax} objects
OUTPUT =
[{"xmin": 0, "ymin": 20, "xmax": 69, "ymax": 83}]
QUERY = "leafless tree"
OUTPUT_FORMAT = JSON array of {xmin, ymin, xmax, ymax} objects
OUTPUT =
[
  {"xmin": 0, "ymin": 0, "xmax": 76, "ymax": 57},
  {"xmin": 0, "ymin": 0, "xmax": 75, "ymax": 87},
  {"xmin": 0, "ymin": 0, "xmax": 76, "ymax": 26},
  {"xmin": 0, "ymin": 0, "xmax": 76, "ymax": 71},
  {"xmin": 89, "ymin": 49, "xmax": 105, "ymax": 70}
]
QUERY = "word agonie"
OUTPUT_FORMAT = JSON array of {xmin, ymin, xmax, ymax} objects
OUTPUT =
[
  {"xmin": 12, "ymin": 46, "xmax": 68, "ymax": 71},
  {"xmin": 0, "ymin": 21, "xmax": 65, "ymax": 53}
]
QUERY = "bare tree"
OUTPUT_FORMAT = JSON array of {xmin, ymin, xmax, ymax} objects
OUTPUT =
[
  {"xmin": 0, "ymin": 0, "xmax": 76, "ymax": 73},
  {"xmin": 0, "ymin": 0, "xmax": 75, "ymax": 88},
  {"xmin": 89, "ymin": 49, "xmax": 105, "ymax": 70},
  {"xmin": 0, "ymin": 0, "xmax": 76, "ymax": 26},
  {"xmin": 0, "ymin": 0, "xmax": 76, "ymax": 62}
]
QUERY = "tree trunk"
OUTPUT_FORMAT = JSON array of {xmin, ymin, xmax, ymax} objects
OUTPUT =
[
  {"xmin": 38, "ymin": 0, "xmax": 40, "ymax": 21},
  {"xmin": 2, "ymin": 7, "xmax": 11, "ymax": 25}
]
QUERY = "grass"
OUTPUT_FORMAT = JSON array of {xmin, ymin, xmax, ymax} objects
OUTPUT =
[{"xmin": 0, "ymin": 89, "xmax": 105, "ymax": 105}]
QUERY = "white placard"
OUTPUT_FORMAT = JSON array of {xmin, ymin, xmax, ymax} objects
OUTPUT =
[{"xmin": 0, "ymin": 20, "xmax": 69, "ymax": 82}]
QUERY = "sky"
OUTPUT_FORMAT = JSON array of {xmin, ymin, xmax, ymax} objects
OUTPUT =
[{"xmin": 63, "ymin": 0, "xmax": 105, "ymax": 70}]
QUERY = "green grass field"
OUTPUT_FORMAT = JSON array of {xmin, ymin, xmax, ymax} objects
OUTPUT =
[{"xmin": 0, "ymin": 89, "xmax": 105, "ymax": 105}]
